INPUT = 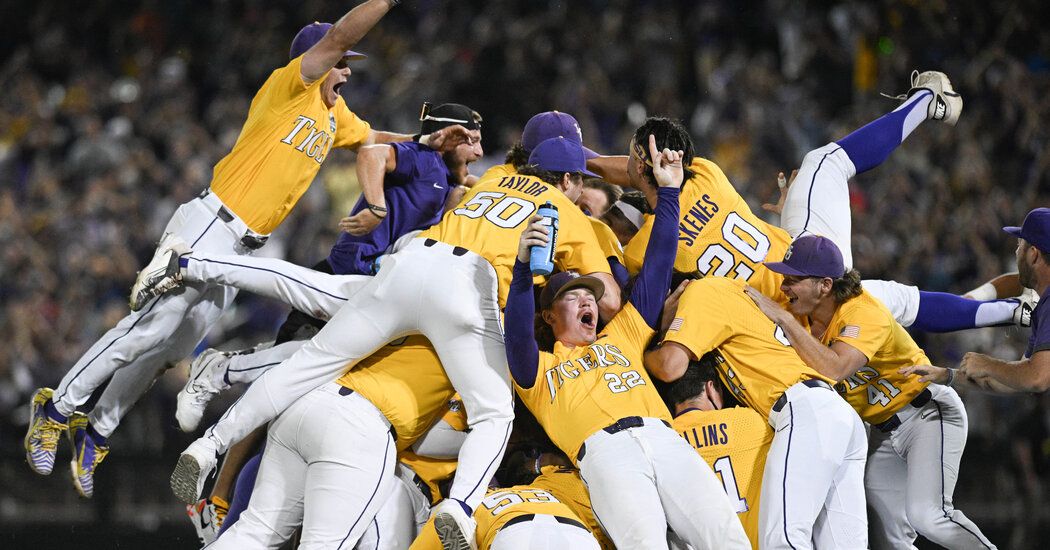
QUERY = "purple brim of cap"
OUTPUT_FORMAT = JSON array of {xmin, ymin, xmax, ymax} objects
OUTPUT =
[
  {"xmin": 764, "ymin": 261, "xmax": 811, "ymax": 277},
  {"xmin": 344, "ymin": 50, "xmax": 367, "ymax": 59},
  {"xmin": 1003, "ymin": 226, "xmax": 1023, "ymax": 238},
  {"xmin": 580, "ymin": 167, "xmax": 599, "ymax": 178},
  {"xmin": 582, "ymin": 146, "xmax": 599, "ymax": 159}
]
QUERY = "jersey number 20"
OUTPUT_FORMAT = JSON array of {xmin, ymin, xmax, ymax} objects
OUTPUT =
[{"xmin": 695, "ymin": 212, "xmax": 770, "ymax": 281}]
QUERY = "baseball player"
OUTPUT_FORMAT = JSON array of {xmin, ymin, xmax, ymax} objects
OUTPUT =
[
  {"xmin": 132, "ymin": 102, "xmax": 484, "ymax": 432},
  {"xmin": 169, "ymin": 136, "xmax": 620, "ymax": 550},
  {"xmin": 506, "ymin": 136, "xmax": 749, "ymax": 549},
  {"xmin": 646, "ymin": 276, "xmax": 867, "ymax": 550},
  {"xmin": 667, "ymin": 353, "xmax": 774, "ymax": 549},
  {"xmin": 411, "ymin": 468, "xmax": 602, "ymax": 550},
  {"xmin": 903, "ymin": 208, "xmax": 1050, "ymax": 393},
  {"xmin": 206, "ymin": 333, "xmax": 458, "ymax": 548},
  {"xmin": 21, "ymin": 0, "xmax": 462, "ymax": 497},
  {"xmin": 745, "ymin": 235, "xmax": 996, "ymax": 549}
]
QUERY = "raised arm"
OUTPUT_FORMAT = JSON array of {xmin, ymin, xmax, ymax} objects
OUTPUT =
[
  {"xmin": 341, "ymin": 144, "xmax": 396, "ymax": 236},
  {"xmin": 628, "ymin": 135, "xmax": 683, "ymax": 329},
  {"xmin": 504, "ymin": 217, "xmax": 551, "ymax": 388},
  {"xmin": 586, "ymin": 155, "xmax": 630, "ymax": 187},
  {"xmin": 301, "ymin": 0, "xmax": 398, "ymax": 83}
]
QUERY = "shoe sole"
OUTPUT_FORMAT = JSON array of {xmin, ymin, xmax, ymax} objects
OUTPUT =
[
  {"xmin": 70, "ymin": 458, "xmax": 92, "ymax": 498},
  {"xmin": 434, "ymin": 513, "xmax": 473, "ymax": 550},
  {"xmin": 171, "ymin": 453, "xmax": 203, "ymax": 505}
]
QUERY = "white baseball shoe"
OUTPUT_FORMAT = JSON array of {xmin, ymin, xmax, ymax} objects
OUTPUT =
[
  {"xmin": 130, "ymin": 233, "xmax": 191, "ymax": 311},
  {"xmin": 903, "ymin": 70, "xmax": 963, "ymax": 126},
  {"xmin": 1013, "ymin": 288, "xmax": 1039, "ymax": 328},
  {"xmin": 176, "ymin": 349, "xmax": 231, "ymax": 433},
  {"xmin": 186, "ymin": 496, "xmax": 228, "ymax": 546},
  {"xmin": 171, "ymin": 437, "xmax": 219, "ymax": 505},
  {"xmin": 433, "ymin": 499, "xmax": 478, "ymax": 550}
]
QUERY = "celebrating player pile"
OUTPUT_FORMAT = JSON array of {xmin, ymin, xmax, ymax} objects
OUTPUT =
[{"xmin": 24, "ymin": 1, "xmax": 1045, "ymax": 549}]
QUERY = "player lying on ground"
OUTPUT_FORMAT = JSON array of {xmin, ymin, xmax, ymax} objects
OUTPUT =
[
  {"xmin": 746, "ymin": 235, "xmax": 997, "ymax": 549},
  {"xmin": 20, "ymin": 0, "xmax": 469, "ymax": 499},
  {"xmin": 903, "ymin": 208, "xmax": 1050, "ymax": 394},
  {"xmin": 504, "ymin": 135, "xmax": 750, "ymax": 549},
  {"xmin": 646, "ymin": 275, "xmax": 868, "ymax": 550}
]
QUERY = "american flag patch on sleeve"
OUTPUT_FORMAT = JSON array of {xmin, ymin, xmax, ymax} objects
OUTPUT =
[
  {"xmin": 839, "ymin": 325, "xmax": 861, "ymax": 338},
  {"xmin": 668, "ymin": 317, "xmax": 684, "ymax": 332}
]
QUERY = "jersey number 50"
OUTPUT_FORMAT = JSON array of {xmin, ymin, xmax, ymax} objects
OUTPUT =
[
  {"xmin": 695, "ymin": 212, "xmax": 770, "ymax": 281},
  {"xmin": 454, "ymin": 192, "xmax": 537, "ymax": 228}
]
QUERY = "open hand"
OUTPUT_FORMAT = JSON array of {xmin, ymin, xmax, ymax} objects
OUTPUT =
[
  {"xmin": 743, "ymin": 285, "xmax": 791, "ymax": 325},
  {"xmin": 425, "ymin": 125, "xmax": 473, "ymax": 152},
  {"xmin": 660, "ymin": 279, "xmax": 692, "ymax": 333},
  {"xmin": 340, "ymin": 209, "xmax": 383, "ymax": 236},
  {"xmin": 898, "ymin": 365, "xmax": 951, "ymax": 384}
]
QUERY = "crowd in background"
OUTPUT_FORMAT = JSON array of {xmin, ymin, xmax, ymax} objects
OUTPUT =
[{"xmin": 2, "ymin": 0, "xmax": 1049, "ymax": 545}]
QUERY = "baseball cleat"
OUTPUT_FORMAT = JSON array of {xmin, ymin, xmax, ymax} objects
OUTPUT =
[
  {"xmin": 186, "ymin": 496, "xmax": 229, "ymax": 545},
  {"xmin": 891, "ymin": 70, "xmax": 963, "ymax": 126},
  {"xmin": 1013, "ymin": 288, "xmax": 1039, "ymax": 328},
  {"xmin": 68, "ymin": 413, "xmax": 110, "ymax": 498},
  {"xmin": 171, "ymin": 437, "xmax": 219, "ymax": 505},
  {"xmin": 433, "ymin": 499, "xmax": 478, "ymax": 550},
  {"xmin": 24, "ymin": 387, "xmax": 68, "ymax": 475},
  {"xmin": 130, "ymin": 233, "xmax": 190, "ymax": 312},
  {"xmin": 176, "ymin": 349, "xmax": 232, "ymax": 433}
]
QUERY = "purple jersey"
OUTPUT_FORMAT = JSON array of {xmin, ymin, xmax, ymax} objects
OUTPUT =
[
  {"xmin": 1024, "ymin": 287, "xmax": 1050, "ymax": 358},
  {"xmin": 328, "ymin": 142, "xmax": 453, "ymax": 275}
]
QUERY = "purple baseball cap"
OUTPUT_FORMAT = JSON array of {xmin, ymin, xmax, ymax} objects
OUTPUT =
[
  {"xmin": 539, "ymin": 272, "xmax": 605, "ymax": 309},
  {"xmin": 529, "ymin": 137, "xmax": 600, "ymax": 178},
  {"xmin": 521, "ymin": 111, "xmax": 599, "ymax": 159},
  {"xmin": 765, "ymin": 235, "xmax": 846, "ymax": 279},
  {"xmin": 1004, "ymin": 208, "xmax": 1050, "ymax": 253},
  {"xmin": 290, "ymin": 22, "xmax": 367, "ymax": 60}
]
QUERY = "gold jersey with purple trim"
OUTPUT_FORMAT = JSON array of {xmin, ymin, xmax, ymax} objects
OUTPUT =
[
  {"xmin": 515, "ymin": 303, "xmax": 672, "ymax": 462},
  {"xmin": 814, "ymin": 290, "xmax": 932, "ymax": 424},
  {"xmin": 410, "ymin": 478, "xmax": 593, "ymax": 550},
  {"xmin": 420, "ymin": 168, "xmax": 610, "ymax": 307},
  {"xmin": 623, "ymin": 158, "xmax": 791, "ymax": 304},
  {"xmin": 663, "ymin": 278, "xmax": 834, "ymax": 418},
  {"xmin": 210, "ymin": 55, "xmax": 372, "ymax": 234},
  {"xmin": 336, "ymin": 335, "xmax": 454, "ymax": 452},
  {"xmin": 674, "ymin": 406, "xmax": 772, "ymax": 548}
]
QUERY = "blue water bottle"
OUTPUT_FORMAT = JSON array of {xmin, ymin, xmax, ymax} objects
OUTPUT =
[{"xmin": 530, "ymin": 202, "xmax": 559, "ymax": 276}]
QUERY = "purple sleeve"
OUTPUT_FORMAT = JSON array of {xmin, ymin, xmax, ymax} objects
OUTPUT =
[
  {"xmin": 629, "ymin": 187, "xmax": 680, "ymax": 329},
  {"xmin": 386, "ymin": 142, "xmax": 418, "ymax": 183},
  {"xmin": 609, "ymin": 256, "xmax": 629, "ymax": 291},
  {"xmin": 505, "ymin": 259, "xmax": 541, "ymax": 388},
  {"xmin": 1026, "ymin": 301, "xmax": 1050, "ymax": 357}
]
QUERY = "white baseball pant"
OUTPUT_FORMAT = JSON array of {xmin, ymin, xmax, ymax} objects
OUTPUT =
[
  {"xmin": 209, "ymin": 383, "xmax": 397, "ymax": 549},
  {"xmin": 866, "ymin": 385, "xmax": 997, "ymax": 549},
  {"xmin": 861, "ymin": 279, "xmax": 921, "ymax": 327},
  {"xmin": 761, "ymin": 381, "xmax": 868, "ymax": 549},
  {"xmin": 490, "ymin": 514, "xmax": 602, "ymax": 550},
  {"xmin": 780, "ymin": 143, "xmax": 857, "ymax": 269},
  {"xmin": 577, "ymin": 418, "xmax": 750, "ymax": 550},
  {"xmin": 52, "ymin": 191, "xmax": 243, "ymax": 434},
  {"xmin": 355, "ymin": 463, "xmax": 431, "ymax": 550},
  {"xmin": 203, "ymin": 238, "xmax": 514, "ymax": 510}
]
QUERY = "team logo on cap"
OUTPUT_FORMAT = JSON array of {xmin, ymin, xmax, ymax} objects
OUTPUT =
[{"xmin": 783, "ymin": 244, "xmax": 794, "ymax": 261}]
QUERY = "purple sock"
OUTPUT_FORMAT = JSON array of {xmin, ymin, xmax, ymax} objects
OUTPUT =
[
  {"xmin": 217, "ymin": 449, "xmax": 263, "ymax": 536},
  {"xmin": 913, "ymin": 291, "xmax": 1016, "ymax": 333},
  {"xmin": 836, "ymin": 91, "xmax": 932, "ymax": 173},
  {"xmin": 86, "ymin": 423, "xmax": 108, "ymax": 446},
  {"xmin": 43, "ymin": 399, "xmax": 68, "ymax": 423}
]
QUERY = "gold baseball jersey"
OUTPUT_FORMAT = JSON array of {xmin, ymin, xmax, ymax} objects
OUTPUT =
[
  {"xmin": 336, "ymin": 335, "xmax": 455, "ymax": 452},
  {"xmin": 674, "ymin": 406, "xmax": 772, "ymax": 548},
  {"xmin": 419, "ymin": 169, "xmax": 610, "ymax": 306},
  {"xmin": 815, "ymin": 290, "xmax": 932, "ymax": 424},
  {"xmin": 623, "ymin": 157, "xmax": 791, "ymax": 304},
  {"xmin": 663, "ymin": 277, "xmax": 834, "ymax": 418},
  {"xmin": 210, "ymin": 55, "xmax": 372, "ymax": 234},
  {"xmin": 589, "ymin": 216, "xmax": 625, "ymax": 265},
  {"xmin": 397, "ymin": 400, "xmax": 466, "ymax": 504},
  {"xmin": 516, "ymin": 303, "xmax": 672, "ymax": 462},
  {"xmin": 410, "ymin": 480, "xmax": 593, "ymax": 550},
  {"xmin": 530, "ymin": 466, "xmax": 614, "ymax": 550}
]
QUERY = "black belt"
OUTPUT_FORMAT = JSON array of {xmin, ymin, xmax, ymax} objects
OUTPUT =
[
  {"xmin": 412, "ymin": 473, "xmax": 434, "ymax": 504},
  {"xmin": 771, "ymin": 379, "xmax": 834, "ymax": 413},
  {"xmin": 199, "ymin": 189, "xmax": 268, "ymax": 250},
  {"xmin": 501, "ymin": 513, "xmax": 588, "ymax": 532},
  {"xmin": 337, "ymin": 386, "xmax": 397, "ymax": 441},
  {"xmin": 873, "ymin": 388, "xmax": 933, "ymax": 433},
  {"xmin": 423, "ymin": 238, "xmax": 469, "ymax": 256},
  {"xmin": 576, "ymin": 417, "xmax": 672, "ymax": 462}
]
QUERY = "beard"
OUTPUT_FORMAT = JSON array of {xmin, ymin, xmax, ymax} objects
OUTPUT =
[{"xmin": 1019, "ymin": 258, "xmax": 1036, "ymax": 289}]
